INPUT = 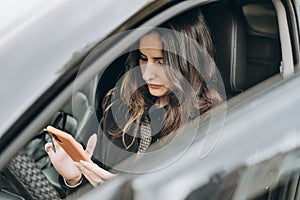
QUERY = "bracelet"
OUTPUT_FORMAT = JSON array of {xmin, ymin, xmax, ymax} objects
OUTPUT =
[{"xmin": 64, "ymin": 177, "xmax": 83, "ymax": 188}]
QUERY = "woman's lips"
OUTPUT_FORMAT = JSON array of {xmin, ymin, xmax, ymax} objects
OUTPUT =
[{"xmin": 147, "ymin": 84, "xmax": 161, "ymax": 89}]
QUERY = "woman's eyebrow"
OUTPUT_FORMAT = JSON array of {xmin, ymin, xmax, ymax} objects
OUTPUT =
[
  {"xmin": 152, "ymin": 56, "xmax": 163, "ymax": 60},
  {"xmin": 139, "ymin": 51, "xmax": 146, "ymax": 57},
  {"xmin": 139, "ymin": 51, "xmax": 163, "ymax": 60}
]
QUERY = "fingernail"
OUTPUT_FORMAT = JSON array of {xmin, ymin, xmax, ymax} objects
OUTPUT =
[
  {"xmin": 44, "ymin": 144, "xmax": 50, "ymax": 152},
  {"xmin": 80, "ymin": 160, "xmax": 89, "ymax": 166}
]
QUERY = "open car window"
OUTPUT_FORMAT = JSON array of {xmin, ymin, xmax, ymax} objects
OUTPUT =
[{"xmin": 1, "ymin": 0, "xmax": 299, "ymax": 199}]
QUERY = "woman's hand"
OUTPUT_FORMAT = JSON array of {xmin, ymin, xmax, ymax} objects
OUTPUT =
[
  {"xmin": 74, "ymin": 160, "xmax": 116, "ymax": 187},
  {"xmin": 45, "ymin": 134, "xmax": 97, "ymax": 186}
]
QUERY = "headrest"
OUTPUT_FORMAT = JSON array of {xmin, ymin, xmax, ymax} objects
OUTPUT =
[{"xmin": 204, "ymin": 7, "xmax": 247, "ymax": 96}]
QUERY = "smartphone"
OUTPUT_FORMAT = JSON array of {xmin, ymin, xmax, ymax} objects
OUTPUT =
[{"xmin": 46, "ymin": 126, "xmax": 92, "ymax": 163}]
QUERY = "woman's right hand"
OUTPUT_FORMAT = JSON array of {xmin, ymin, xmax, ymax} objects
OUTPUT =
[{"xmin": 45, "ymin": 134, "xmax": 97, "ymax": 186}]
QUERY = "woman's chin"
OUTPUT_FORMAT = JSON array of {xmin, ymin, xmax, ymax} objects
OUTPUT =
[{"xmin": 149, "ymin": 89, "xmax": 163, "ymax": 97}]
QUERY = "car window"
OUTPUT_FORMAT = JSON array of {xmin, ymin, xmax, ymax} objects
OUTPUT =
[
  {"xmin": 186, "ymin": 146, "xmax": 300, "ymax": 200},
  {"xmin": 1, "ymin": 0, "xmax": 298, "ymax": 199}
]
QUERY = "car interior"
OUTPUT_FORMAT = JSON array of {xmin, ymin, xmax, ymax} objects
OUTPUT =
[{"xmin": 0, "ymin": 0, "xmax": 293, "ymax": 199}]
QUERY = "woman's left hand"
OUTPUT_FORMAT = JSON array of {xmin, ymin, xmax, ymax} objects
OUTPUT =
[{"xmin": 75, "ymin": 160, "xmax": 116, "ymax": 187}]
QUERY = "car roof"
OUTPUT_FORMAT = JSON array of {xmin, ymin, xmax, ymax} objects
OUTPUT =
[{"xmin": 0, "ymin": 0, "xmax": 148, "ymax": 137}]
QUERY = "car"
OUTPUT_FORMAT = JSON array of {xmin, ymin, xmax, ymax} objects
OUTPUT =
[{"xmin": 0, "ymin": 0, "xmax": 299, "ymax": 199}]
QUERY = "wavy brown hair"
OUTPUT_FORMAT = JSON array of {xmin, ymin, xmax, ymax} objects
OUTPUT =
[{"xmin": 102, "ymin": 8, "xmax": 223, "ymax": 149}]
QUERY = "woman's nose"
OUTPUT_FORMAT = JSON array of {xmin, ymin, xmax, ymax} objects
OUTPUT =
[{"xmin": 142, "ymin": 62, "xmax": 156, "ymax": 81}]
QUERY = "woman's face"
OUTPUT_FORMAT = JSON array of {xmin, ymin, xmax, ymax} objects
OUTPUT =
[{"xmin": 139, "ymin": 32, "xmax": 172, "ymax": 104}]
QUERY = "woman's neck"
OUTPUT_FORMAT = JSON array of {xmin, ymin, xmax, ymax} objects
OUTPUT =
[{"xmin": 156, "ymin": 96, "xmax": 169, "ymax": 108}]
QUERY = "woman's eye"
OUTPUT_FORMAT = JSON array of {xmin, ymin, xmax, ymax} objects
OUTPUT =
[
  {"xmin": 139, "ymin": 56, "xmax": 147, "ymax": 62},
  {"xmin": 157, "ymin": 60, "xmax": 163, "ymax": 65}
]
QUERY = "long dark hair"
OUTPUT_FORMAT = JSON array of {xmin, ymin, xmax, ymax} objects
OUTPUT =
[{"xmin": 102, "ymin": 8, "xmax": 223, "ymax": 149}]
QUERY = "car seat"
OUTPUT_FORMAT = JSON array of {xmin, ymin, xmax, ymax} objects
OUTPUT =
[
  {"xmin": 203, "ymin": 2, "xmax": 281, "ymax": 99},
  {"xmin": 203, "ymin": 5, "xmax": 248, "ymax": 98}
]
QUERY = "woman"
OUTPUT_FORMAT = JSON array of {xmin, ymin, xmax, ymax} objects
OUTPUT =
[{"xmin": 45, "ymin": 8, "xmax": 223, "ymax": 193}]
